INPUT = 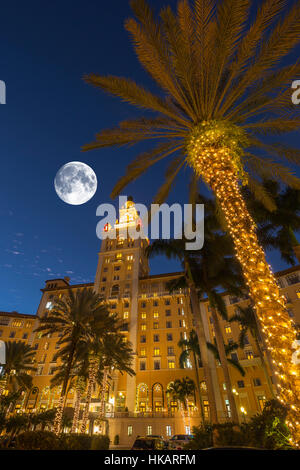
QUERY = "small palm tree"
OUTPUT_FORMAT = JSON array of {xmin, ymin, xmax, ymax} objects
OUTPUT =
[
  {"xmin": 0, "ymin": 341, "xmax": 36, "ymax": 395},
  {"xmin": 229, "ymin": 304, "xmax": 275, "ymax": 398},
  {"xmin": 83, "ymin": 0, "xmax": 300, "ymax": 437},
  {"xmin": 167, "ymin": 377, "xmax": 195, "ymax": 430},
  {"xmin": 34, "ymin": 287, "xmax": 117, "ymax": 434},
  {"xmin": 178, "ymin": 330, "xmax": 205, "ymax": 423},
  {"xmin": 80, "ymin": 332, "xmax": 135, "ymax": 433}
]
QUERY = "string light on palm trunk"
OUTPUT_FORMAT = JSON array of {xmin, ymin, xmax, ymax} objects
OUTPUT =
[{"xmin": 187, "ymin": 121, "xmax": 300, "ymax": 445}]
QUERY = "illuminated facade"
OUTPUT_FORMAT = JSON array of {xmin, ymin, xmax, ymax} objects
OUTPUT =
[{"xmin": 1, "ymin": 199, "xmax": 300, "ymax": 446}]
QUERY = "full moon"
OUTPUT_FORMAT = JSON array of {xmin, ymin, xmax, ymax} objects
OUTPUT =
[{"xmin": 54, "ymin": 161, "xmax": 97, "ymax": 205}]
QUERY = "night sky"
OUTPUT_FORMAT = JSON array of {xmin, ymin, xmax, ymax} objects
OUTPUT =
[{"xmin": 1, "ymin": 0, "xmax": 299, "ymax": 315}]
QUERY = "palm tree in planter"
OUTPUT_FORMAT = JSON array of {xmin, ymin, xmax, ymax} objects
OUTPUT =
[
  {"xmin": 167, "ymin": 377, "xmax": 196, "ymax": 431},
  {"xmin": 229, "ymin": 304, "xmax": 275, "ymax": 399},
  {"xmin": 242, "ymin": 180, "xmax": 300, "ymax": 265},
  {"xmin": 178, "ymin": 329, "xmax": 205, "ymax": 423},
  {"xmin": 34, "ymin": 287, "xmax": 117, "ymax": 434},
  {"xmin": 0, "ymin": 341, "xmax": 36, "ymax": 399},
  {"xmin": 83, "ymin": 0, "xmax": 300, "ymax": 440}
]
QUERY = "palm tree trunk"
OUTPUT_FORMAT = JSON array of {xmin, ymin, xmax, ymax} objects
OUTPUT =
[
  {"xmin": 189, "ymin": 148, "xmax": 300, "ymax": 441},
  {"xmin": 80, "ymin": 358, "xmax": 98, "ymax": 434},
  {"xmin": 192, "ymin": 351, "xmax": 206, "ymax": 424},
  {"xmin": 255, "ymin": 338, "xmax": 275, "ymax": 399},
  {"xmin": 99, "ymin": 366, "xmax": 109, "ymax": 419},
  {"xmin": 189, "ymin": 286, "xmax": 218, "ymax": 425},
  {"xmin": 210, "ymin": 304, "xmax": 239, "ymax": 424},
  {"xmin": 71, "ymin": 378, "xmax": 84, "ymax": 433}
]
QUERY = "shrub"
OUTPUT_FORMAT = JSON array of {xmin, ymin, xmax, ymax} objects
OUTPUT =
[
  {"xmin": 16, "ymin": 431, "xmax": 59, "ymax": 450},
  {"xmin": 90, "ymin": 435, "xmax": 110, "ymax": 450},
  {"xmin": 59, "ymin": 433, "xmax": 92, "ymax": 450},
  {"xmin": 184, "ymin": 423, "xmax": 213, "ymax": 449},
  {"xmin": 212, "ymin": 422, "xmax": 247, "ymax": 447}
]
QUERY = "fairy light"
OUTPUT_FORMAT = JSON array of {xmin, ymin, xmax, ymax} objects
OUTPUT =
[
  {"xmin": 53, "ymin": 396, "xmax": 64, "ymax": 435},
  {"xmin": 80, "ymin": 358, "xmax": 98, "ymax": 433},
  {"xmin": 186, "ymin": 120, "xmax": 300, "ymax": 446}
]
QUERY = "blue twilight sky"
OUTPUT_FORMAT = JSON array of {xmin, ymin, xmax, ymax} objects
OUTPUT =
[{"xmin": 0, "ymin": 0, "xmax": 299, "ymax": 315}]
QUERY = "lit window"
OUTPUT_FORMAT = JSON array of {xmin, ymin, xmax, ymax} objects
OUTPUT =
[
  {"xmin": 141, "ymin": 312, "xmax": 147, "ymax": 319},
  {"xmin": 253, "ymin": 378, "xmax": 261, "ymax": 387},
  {"xmin": 153, "ymin": 322, "xmax": 159, "ymax": 329},
  {"xmin": 123, "ymin": 312, "xmax": 129, "ymax": 319},
  {"xmin": 127, "ymin": 265, "xmax": 132, "ymax": 271},
  {"xmin": 12, "ymin": 320, "xmax": 22, "ymax": 327},
  {"xmin": 225, "ymin": 326, "xmax": 232, "ymax": 334},
  {"xmin": 122, "ymin": 337, "xmax": 127, "ymax": 343},
  {"xmin": 154, "ymin": 348, "xmax": 160, "ymax": 356},
  {"xmin": 140, "ymin": 348, "xmax": 146, "ymax": 356},
  {"xmin": 127, "ymin": 255, "xmax": 133, "ymax": 261},
  {"xmin": 168, "ymin": 360, "xmax": 175, "ymax": 369},
  {"xmin": 128, "ymin": 425, "xmax": 133, "ymax": 436},
  {"xmin": 147, "ymin": 425, "xmax": 152, "ymax": 435},
  {"xmin": 153, "ymin": 312, "xmax": 159, "ymax": 318},
  {"xmin": 116, "ymin": 253, "xmax": 122, "ymax": 259},
  {"xmin": 141, "ymin": 324, "xmax": 146, "ymax": 331},
  {"xmin": 166, "ymin": 425, "xmax": 172, "ymax": 437},
  {"xmin": 245, "ymin": 350, "xmax": 254, "ymax": 359}
]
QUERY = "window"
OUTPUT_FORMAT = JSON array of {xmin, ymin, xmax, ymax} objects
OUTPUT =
[
  {"xmin": 140, "ymin": 348, "xmax": 146, "ymax": 356},
  {"xmin": 113, "ymin": 275, "xmax": 119, "ymax": 281},
  {"xmin": 225, "ymin": 399, "xmax": 231, "ymax": 418},
  {"xmin": 123, "ymin": 312, "xmax": 129, "ymax": 319},
  {"xmin": 166, "ymin": 426, "xmax": 172, "ymax": 437},
  {"xmin": 121, "ymin": 323, "xmax": 129, "ymax": 332},
  {"xmin": 124, "ymin": 301, "xmax": 129, "ymax": 308},
  {"xmin": 244, "ymin": 335, "xmax": 249, "ymax": 345},
  {"xmin": 165, "ymin": 299, "xmax": 170, "ymax": 305},
  {"xmin": 167, "ymin": 334, "xmax": 173, "ymax": 341},
  {"xmin": 253, "ymin": 378, "xmax": 262, "ymax": 387},
  {"xmin": 140, "ymin": 335, "xmax": 146, "ymax": 343},
  {"xmin": 9, "ymin": 331, "xmax": 16, "ymax": 338},
  {"xmin": 114, "ymin": 266, "xmax": 120, "ymax": 271},
  {"xmin": 166, "ymin": 321, "xmax": 172, "ymax": 328},
  {"xmin": 141, "ymin": 312, "xmax": 147, "ymax": 319},
  {"xmin": 225, "ymin": 326, "xmax": 232, "ymax": 334},
  {"xmin": 237, "ymin": 380, "xmax": 245, "ymax": 388},
  {"xmin": 12, "ymin": 320, "xmax": 22, "ymax": 327},
  {"xmin": 154, "ymin": 348, "xmax": 160, "ymax": 356},
  {"xmin": 153, "ymin": 334, "xmax": 159, "ymax": 342},
  {"xmin": 141, "ymin": 302, "xmax": 146, "ymax": 308},
  {"xmin": 245, "ymin": 350, "xmax": 254, "ymax": 359},
  {"xmin": 140, "ymin": 361, "xmax": 146, "ymax": 371},
  {"xmin": 111, "ymin": 303, "xmax": 117, "ymax": 309},
  {"xmin": 103, "ymin": 267, "xmax": 108, "ymax": 272},
  {"xmin": 154, "ymin": 360, "xmax": 160, "ymax": 370},
  {"xmin": 128, "ymin": 425, "xmax": 133, "ymax": 436},
  {"xmin": 153, "ymin": 322, "xmax": 159, "ymax": 329},
  {"xmin": 102, "ymin": 277, "xmax": 107, "ymax": 282},
  {"xmin": 168, "ymin": 360, "xmax": 175, "ymax": 369},
  {"xmin": 258, "ymin": 395, "xmax": 266, "ymax": 411},
  {"xmin": 147, "ymin": 425, "xmax": 152, "ymax": 435},
  {"xmin": 167, "ymin": 347, "xmax": 174, "ymax": 355},
  {"xmin": 165, "ymin": 309, "xmax": 171, "ymax": 316},
  {"xmin": 141, "ymin": 324, "xmax": 146, "ymax": 331},
  {"xmin": 153, "ymin": 311, "xmax": 159, "ymax": 318},
  {"xmin": 153, "ymin": 300, "xmax": 158, "ymax": 307},
  {"xmin": 122, "ymin": 336, "xmax": 127, "ymax": 343},
  {"xmin": 22, "ymin": 333, "xmax": 28, "ymax": 340}
]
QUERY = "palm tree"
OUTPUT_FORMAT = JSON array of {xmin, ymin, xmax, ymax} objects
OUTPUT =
[
  {"xmin": 146, "ymin": 236, "xmax": 219, "ymax": 424},
  {"xmin": 229, "ymin": 304, "xmax": 275, "ymax": 399},
  {"xmin": 242, "ymin": 180, "xmax": 300, "ymax": 265},
  {"xmin": 147, "ymin": 205, "xmax": 244, "ymax": 424},
  {"xmin": 83, "ymin": 0, "xmax": 300, "ymax": 439},
  {"xmin": 80, "ymin": 332, "xmax": 135, "ymax": 433},
  {"xmin": 0, "ymin": 341, "xmax": 36, "ymax": 396},
  {"xmin": 167, "ymin": 377, "xmax": 196, "ymax": 431},
  {"xmin": 34, "ymin": 287, "xmax": 117, "ymax": 434},
  {"xmin": 178, "ymin": 329, "xmax": 205, "ymax": 423},
  {"xmin": 206, "ymin": 340, "xmax": 245, "ymax": 378}
]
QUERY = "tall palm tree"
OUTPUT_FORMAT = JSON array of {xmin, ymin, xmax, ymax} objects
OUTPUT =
[
  {"xmin": 0, "ymin": 341, "xmax": 36, "ymax": 395},
  {"xmin": 34, "ymin": 287, "xmax": 117, "ymax": 434},
  {"xmin": 178, "ymin": 329, "xmax": 205, "ymax": 423},
  {"xmin": 229, "ymin": 304, "xmax": 275, "ymax": 399},
  {"xmin": 146, "ymin": 236, "xmax": 219, "ymax": 424},
  {"xmin": 242, "ymin": 180, "xmax": 300, "ymax": 265},
  {"xmin": 83, "ymin": 0, "xmax": 300, "ymax": 440},
  {"xmin": 147, "ymin": 206, "xmax": 244, "ymax": 423}
]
